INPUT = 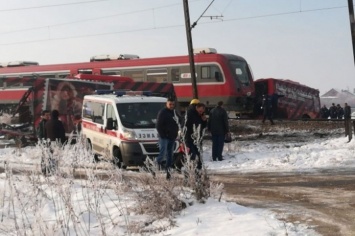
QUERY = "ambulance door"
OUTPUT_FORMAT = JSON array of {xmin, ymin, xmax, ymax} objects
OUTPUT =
[
  {"xmin": 90, "ymin": 101, "xmax": 106, "ymax": 156},
  {"xmin": 103, "ymin": 103, "xmax": 118, "ymax": 155}
]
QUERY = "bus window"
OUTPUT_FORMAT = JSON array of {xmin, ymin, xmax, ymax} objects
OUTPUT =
[
  {"xmin": 171, "ymin": 68, "xmax": 180, "ymax": 82},
  {"xmin": 124, "ymin": 70, "xmax": 144, "ymax": 81},
  {"xmin": 146, "ymin": 68, "xmax": 167, "ymax": 82}
]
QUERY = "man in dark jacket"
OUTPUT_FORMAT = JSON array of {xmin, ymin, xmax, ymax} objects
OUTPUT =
[
  {"xmin": 184, "ymin": 103, "xmax": 207, "ymax": 170},
  {"xmin": 45, "ymin": 109, "xmax": 67, "ymax": 145},
  {"xmin": 329, "ymin": 103, "xmax": 337, "ymax": 119},
  {"xmin": 208, "ymin": 101, "xmax": 229, "ymax": 161},
  {"xmin": 37, "ymin": 110, "xmax": 50, "ymax": 140},
  {"xmin": 344, "ymin": 103, "xmax": 352, "ymax": 140},
  {"xmin": 262, "ymin": 94, "xmax": 275, "ymax": 125},
  {"xmin": 42, "ymin": 110, "xmax": 66, "ymax": 175},
  {"xmin": 156, "ymin": 98, "xmax": 179, "ymax": 179}
]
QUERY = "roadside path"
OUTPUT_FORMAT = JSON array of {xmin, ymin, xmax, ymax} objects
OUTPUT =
[{"xmin": 211, "ymin": 169, "xmax": 355, "ymax": 236}]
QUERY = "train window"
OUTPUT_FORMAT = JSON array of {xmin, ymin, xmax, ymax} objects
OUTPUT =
[
  {"xmin": 171, "ymin": 68, "xmax": 180, "ymax": 82},
  {"xmin": 101, "ymin": 69, "xmax": 121, "ymax": 76},
  {"xmin": 78, "ymin": 69, "xmax": 93, "ymax": 74},
  {"xmin": 201, "ymin": 66, "xmax": 211, "ymax": 79},
  {"xmin": 201, "ymin": 65, "xmax": 223, "ymax": 81},
  {"xmin": 147, "ymin": 68, "xmax": 167, "ymax": 82},
  {"xmin": 123, "ymin": 70, "xmax": 144, "ymax": 81},
  {"xmin": 229, "ymin": 60, "xmax": 251, "ymax": 86}
]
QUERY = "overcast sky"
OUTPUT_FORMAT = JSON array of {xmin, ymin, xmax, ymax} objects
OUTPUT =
[{"xmin": 0, "ymin": 0, "xmax": 353, "ymax": 95}]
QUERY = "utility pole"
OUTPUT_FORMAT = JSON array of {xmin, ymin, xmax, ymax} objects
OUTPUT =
[
  {"xmin": 183, "ymin": 0, "xmax": 198, "ymax": 99},
  {"xmin": 348, "ymin": 0, "xmax": 355, "ymax": 66}
]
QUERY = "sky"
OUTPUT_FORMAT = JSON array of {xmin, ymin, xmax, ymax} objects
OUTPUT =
[
  {"xmin": 0, "ymin": 0, "xmax": 354, "ymax": 95},
  {"xmin": 0, "ymin": 117, "xmax": 354, "ymax": 235}
]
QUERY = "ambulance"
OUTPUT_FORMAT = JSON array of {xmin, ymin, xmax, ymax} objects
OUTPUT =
[{"xmin": 82, "ymin": 90, "xmax": 168, "ymax": 168}]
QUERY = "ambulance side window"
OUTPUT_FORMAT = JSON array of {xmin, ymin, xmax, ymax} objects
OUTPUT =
[
  {"xmin": 106, "ymin": 104, "xmax": 117, "ymax": 130},
  {"xmin": 92, "ymin": 102, "xmax": 104, "ymax": 124}
]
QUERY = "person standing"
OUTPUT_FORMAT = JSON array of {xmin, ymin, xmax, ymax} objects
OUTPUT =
[
  {"xmin": 344, "ymin": 103, "xmax": 352, "ymax": 141},
  {"xmin": 42, "ymin": 110, "xmax": 66, "ymax": 175},
  {"xmin": 208, "ymin": 101, "xmax": 229, "ymax": 161},
  {"xmin": 45, "ymin": 110, "xmax": 67, "ymax": 145},
  {"xmin": 184, "ymin": 103, "xmax": 207, "ymax": 170},
  {"xmin": 37, "ymin": 110, "xmax": 50, "ymax": 140},
  {"xmin": 337, "ymin": 104, "xmax": 344, "ymax": 119},
  {"xmin": 329, "ymin": 103, "xmax": 337, "ymax": 119},
  {"xmin": 320, "ymin": 105, "xmax": 329, "ymax": 119},
  {"xmin": 156, "ymin": 98, "xmax": 179, "ymax": 179},
  {"xmin": 262, "ymin": 94, "xmax": 275, "ymax": 125}
]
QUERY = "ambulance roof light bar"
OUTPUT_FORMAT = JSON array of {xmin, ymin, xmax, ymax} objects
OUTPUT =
[{"xmin": 94, "ymin": 90, "xmax": 151, "ymax": 96}]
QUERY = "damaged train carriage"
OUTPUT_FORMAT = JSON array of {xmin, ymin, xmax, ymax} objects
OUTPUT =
[{"xmin": 0, "ymin": 75, "xmax": 176, "ymax": 143}]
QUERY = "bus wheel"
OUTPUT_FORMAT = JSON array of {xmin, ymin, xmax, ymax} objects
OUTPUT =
[
  {"xmin": 87, "ymin": 139, "xmax": 100, "ymax": 163},
  {"xmin": 113, "ymin": 148, "xmax": 124, "ymax": 168}
]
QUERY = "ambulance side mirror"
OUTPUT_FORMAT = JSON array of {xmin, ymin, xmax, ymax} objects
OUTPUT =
[{"xmin": 106, "ymin": 118, "xmax": 114, "ymax": 130}]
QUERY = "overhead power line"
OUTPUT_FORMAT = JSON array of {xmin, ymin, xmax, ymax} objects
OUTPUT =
[
  {"xmin": 0, "ymin": 0, "xmax": 109, "ymax": 12},
  {"xmin": 0, "ymin": 2, "xmax": 185, "ymax": 35},
  {"xmin": 0, "ymin": 4, "xmax": 348, "ymax": 46}
]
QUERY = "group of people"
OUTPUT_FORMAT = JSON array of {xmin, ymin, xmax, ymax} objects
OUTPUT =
[
  {"xmin": 37, "ymin": 109, "xmax": 66, "ymax": 144},
  {"xmin": 38, "ymin": 109, "xmax": 83, "ymax": 175},
  {"xmin": 156, "ymin": 98, "xmax": 230, "ymax": 179},
  {"xmin": 320, "ymin": 103, "xmax": 351, "ymax": 119}
]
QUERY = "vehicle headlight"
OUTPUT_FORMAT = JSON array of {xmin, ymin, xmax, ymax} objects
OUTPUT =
[{"xmin": 122, "ymin": 129, "xmax": 137, "ymax": 140}]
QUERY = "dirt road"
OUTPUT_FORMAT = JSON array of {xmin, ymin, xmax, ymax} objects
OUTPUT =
[{"xmin": 211, "ymin": 169, "xmax": 355, "ymax": 236}]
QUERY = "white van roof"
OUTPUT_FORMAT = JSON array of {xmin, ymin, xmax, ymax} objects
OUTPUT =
[{"xmin": 84, "ymin": 94, "xmax": 167, "ymax": 104}]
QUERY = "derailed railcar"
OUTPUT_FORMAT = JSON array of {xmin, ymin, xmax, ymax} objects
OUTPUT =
[
  {"xmin": 0, "ymin": 75, "xmax": 176, "ymax": 142},
  {"xmin": 254, "ymin": 78, "xmax": 320, "ymax": 119}
]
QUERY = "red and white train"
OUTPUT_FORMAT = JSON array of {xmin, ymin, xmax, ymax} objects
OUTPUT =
[
  {"xmin": 0, "ymin": 48, "xmax": 255, "ymax": 114},
  {"xmin": 0, "ymin": 49, "xmax": 321, "ymax": 120}
]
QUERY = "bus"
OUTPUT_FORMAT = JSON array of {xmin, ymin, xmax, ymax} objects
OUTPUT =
[{"xmin": 254, "ymin": 78, "xmax": 320, "ymax": 119}]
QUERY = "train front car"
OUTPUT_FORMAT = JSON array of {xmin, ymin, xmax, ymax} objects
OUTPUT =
[
  {"xmin": 191, "ymin": 51, "xmax": 255, "ymax": 117},
  {"xmin": 224, "ymin": 54, "xmax": 255, "ymax": 117}
]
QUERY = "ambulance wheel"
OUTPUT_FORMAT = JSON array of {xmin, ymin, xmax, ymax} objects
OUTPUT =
[{"xmin": 113, "ymin": 148, "xmax": 124, "ymax": 168}]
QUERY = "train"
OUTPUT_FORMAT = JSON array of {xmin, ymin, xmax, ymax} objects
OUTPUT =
[
  {"xmin": 0, "ymin": 48, "xmax": 255, "ymax": 115},
  {"xmin": 0, "ymin": 49, "xmax": 320, "ymax": 121}
]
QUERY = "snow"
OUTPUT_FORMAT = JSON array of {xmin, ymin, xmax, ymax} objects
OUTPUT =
[{"xmin": 0, "ymin": 127, "xmax": 352, "ymax": 235}]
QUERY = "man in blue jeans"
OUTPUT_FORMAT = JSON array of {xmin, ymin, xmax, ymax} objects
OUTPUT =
[
  {"xmin": 156, "ymin": 98, "xmax": 179, "ymax": 179},
  {"xmin": 208, "ymin": 101, "xmax": 229, "ymax": 161}
]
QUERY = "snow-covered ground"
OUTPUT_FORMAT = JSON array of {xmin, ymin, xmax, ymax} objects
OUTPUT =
[{"xmin": 0, "ymin": 127, "xmax": 353, "ymax": 235}]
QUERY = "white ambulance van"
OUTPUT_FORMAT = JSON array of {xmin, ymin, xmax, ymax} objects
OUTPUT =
[{"xmin": 81, "ymin": 90, "xmax": 167, "ymax": 168}]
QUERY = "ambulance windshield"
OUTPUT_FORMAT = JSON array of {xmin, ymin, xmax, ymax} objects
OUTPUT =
[{"xmin": 117, "ymin": 102, "xmax": 165, "ymax": 128}]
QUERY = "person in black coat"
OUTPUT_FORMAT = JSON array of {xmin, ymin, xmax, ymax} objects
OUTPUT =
[
  {"xmin": 184, "ymin": 103, "xmax": 207, "ymax": 170},
  {"xmin": 262, "ymin": 94, "xmax": 275, "ymax": 125},
  {"xmin": 37, "ymin": 110, "xmax": 50, "ymax": 140},
  {"xmin": 156, "ymin": 98, "xmax": 179, "ymax": 178},
  {"xmin": 208, "ymin": 101, "xmax": 229, "ymax": 161},
  {"xmin": 45, "ymin": 109, "xmax": 67, "ymax": 145},
  {"xmin": 344, "ymin": 103, "xmax": 352, "ymax": 139}
]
